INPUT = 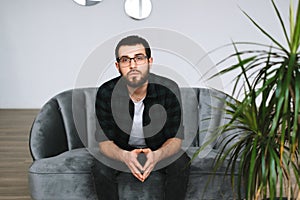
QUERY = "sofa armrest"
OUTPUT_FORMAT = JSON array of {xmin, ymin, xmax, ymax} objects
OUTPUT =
[{"xmin": 29, "ymin": 99, "xmax": 68, "ymax": 160}]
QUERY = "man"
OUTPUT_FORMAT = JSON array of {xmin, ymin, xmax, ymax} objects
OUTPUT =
[{"xmin": 93, "ymin": 35, "xmax": 190, "ymax": 199}]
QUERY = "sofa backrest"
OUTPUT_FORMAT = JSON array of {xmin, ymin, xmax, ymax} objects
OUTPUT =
[
  {"xmin": 30, "ymin": 88, "xmax": 98, "ymax": 160},
  {"xmin": 30, "ymin": 87, "xmax": 232, "ymax": 160}
]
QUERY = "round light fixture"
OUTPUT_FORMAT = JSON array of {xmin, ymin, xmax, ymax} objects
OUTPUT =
[{"xmin": 124, "ymin": 0, "xmax": 152, "ymax": 20}]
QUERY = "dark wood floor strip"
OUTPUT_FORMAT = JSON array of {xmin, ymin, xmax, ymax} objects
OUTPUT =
[{"xmin": 0, "ymin": 109, "xmax": 39, "ymax": 200}]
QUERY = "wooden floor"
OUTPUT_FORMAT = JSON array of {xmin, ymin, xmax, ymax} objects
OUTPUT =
[{"xmin": 0, "ymin": 109, "xmax": 39, "ymax": 200}]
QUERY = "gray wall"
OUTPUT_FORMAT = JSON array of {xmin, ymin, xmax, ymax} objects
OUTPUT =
[{"xmin": 0, "ymin": 0, "xmax": 290, "ymax": 108}]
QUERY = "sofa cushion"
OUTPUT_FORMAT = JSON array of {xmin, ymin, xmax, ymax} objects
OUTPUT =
[
  {"xmin": 28, "ymin": 148, "xmax": 97, "ymax": 200},
  {"xmin": 186, "ymin": 172, "xmax": 241, "ymax": 200},
  {"xmin": 29, "ymin": 148, "xmax": 94, "ymax": 174},
  {"xmin": 187, "ymin": 147, "xmax": 238, "ymax": 173}
]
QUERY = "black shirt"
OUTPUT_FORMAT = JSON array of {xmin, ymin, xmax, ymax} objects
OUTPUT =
[{"xmin": 95, "ymin": 73, "xmax": 184, "ymax": 151}]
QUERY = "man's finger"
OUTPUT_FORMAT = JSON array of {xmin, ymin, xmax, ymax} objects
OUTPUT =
[
  {"xmin": 142, "ymin": 159, "xmax": 151, "ymax": 171},
  {"xmin": 141, "ymin": 148, "xmax": 151, "ymax": 153},
  {"xmin": 129, "ymin": 164, "xmax": 144, "ymax": 181},
  {"xmin": 133, "ymin": 172, "xmax": 144, "ymax": 182},
  {"xmin": 133, "ymin": 148, "xmax": 142, "ymax": 152},
  {"xmin": 142, "ymin": 170, "xmax": 151, "ymax": 181},
  {"xmin": 133, "ymin": 159, "xmax": 144, "ymax": 172}
]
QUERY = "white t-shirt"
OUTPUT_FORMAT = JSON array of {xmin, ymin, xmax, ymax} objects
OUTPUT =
[{"xmin": 128, "ymin": 99, "xmax": 147, "ymax": 148}]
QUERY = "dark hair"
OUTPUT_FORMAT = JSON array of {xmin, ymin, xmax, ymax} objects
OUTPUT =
[{"xmin": 115, "ymin": 35, "xmax": 151, "ymax": 61}]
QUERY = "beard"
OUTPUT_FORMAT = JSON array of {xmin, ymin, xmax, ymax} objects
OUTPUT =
[{"xmin": 120, "ymin": 66, "xmax": 150, "ymax": 88}]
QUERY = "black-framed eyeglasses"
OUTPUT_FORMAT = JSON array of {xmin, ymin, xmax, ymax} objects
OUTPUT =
[{"xmin": 117, "ymin": 54, "xmax": 148, "ymax": 67}]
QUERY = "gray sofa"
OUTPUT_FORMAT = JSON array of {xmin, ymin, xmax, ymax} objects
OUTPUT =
[{"xmin": 28, "ymin": 87, "xmax": 242, "ymax": 200}]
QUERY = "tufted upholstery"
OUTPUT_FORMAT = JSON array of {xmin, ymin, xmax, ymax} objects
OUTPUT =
[{"xmin": 28, "ymin": 87, "xmax": 243, "ymax": 200}]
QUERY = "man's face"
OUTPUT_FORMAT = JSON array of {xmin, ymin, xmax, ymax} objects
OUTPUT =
[{"xmin": 116, "ymin": 44, "xmax": 153, "ymax": 88}]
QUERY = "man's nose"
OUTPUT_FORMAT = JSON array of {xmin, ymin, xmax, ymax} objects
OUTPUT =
[{"xmin": 129, "ymin": 59, "xmax": 137, "ymax": 68}]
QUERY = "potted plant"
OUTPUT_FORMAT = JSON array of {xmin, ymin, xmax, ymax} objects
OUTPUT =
[{"xmin": 201, "ymin": 0, "xmax": 300, "ymax": 199}]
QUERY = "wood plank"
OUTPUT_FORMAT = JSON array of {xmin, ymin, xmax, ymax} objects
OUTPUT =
[{"xmin": 0, "ymin": 109, "xmax": 39, "ymax": 200}]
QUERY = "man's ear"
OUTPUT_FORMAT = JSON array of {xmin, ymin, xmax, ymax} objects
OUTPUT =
[
  {"xmin": 115, "ymin": 61, "xmax": 120, "ymax": 71},
  {"xmin": 148, "ymin": 57, "xmax": 153, "ymax": 68}
]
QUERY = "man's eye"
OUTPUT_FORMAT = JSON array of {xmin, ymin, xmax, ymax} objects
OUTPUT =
[
  {"xmin": 136, "ymin": 56, "xmax": 144, "ymax": 61},
  {"xmin": 121, "ymin": 58, "xmax": 129, "ymax": 62}
]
